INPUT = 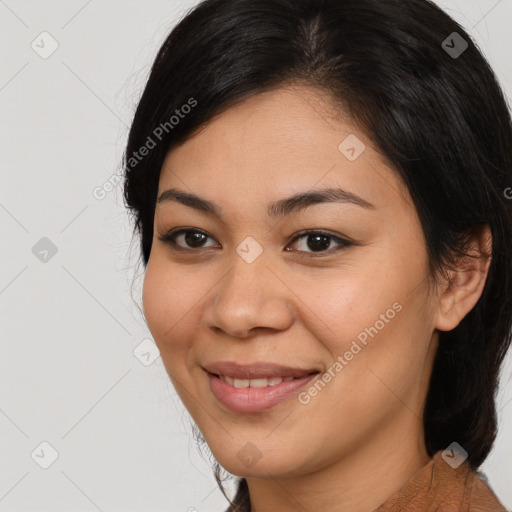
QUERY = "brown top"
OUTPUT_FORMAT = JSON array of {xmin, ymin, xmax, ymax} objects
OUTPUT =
[{"xmin": 374, "ymin": 450, "xmax": 507, "ymax": 511}]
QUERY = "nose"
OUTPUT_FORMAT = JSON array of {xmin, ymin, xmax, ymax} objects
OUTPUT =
[{"xmin": 202, "ymin": 252, "xmax": 295, "ymax": 339}]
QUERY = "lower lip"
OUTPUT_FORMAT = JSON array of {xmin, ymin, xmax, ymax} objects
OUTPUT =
[{"xmin": 207, "ymin": 372, "xmax": 319, "ymax": 412}]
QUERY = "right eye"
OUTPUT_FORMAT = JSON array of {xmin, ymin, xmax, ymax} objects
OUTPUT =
[{"xmin": 158, "ymin": 228, "xmax": 220, "ymax": 251}]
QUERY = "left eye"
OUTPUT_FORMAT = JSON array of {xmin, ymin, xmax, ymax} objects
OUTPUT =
[
  {"xmin": 288, "ymin": 230, "xmax": 353, "ymax": 255},
  {"xmin": 158, "ymin": 228, "xmax": 352, "ymax": 255}
]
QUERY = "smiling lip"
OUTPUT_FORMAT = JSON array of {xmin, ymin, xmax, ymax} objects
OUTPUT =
[
  {"xmin": 202, "ymin": 361, "xmax": 320, "ymax": 379},
  {"xmin": 203, "ymin": 361, "xmax": 320, "ymax": 412}
]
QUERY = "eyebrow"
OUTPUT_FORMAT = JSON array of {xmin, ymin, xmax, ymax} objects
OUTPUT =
[{"xmin": 156, "ymin": 186, "xmax": 375, "ymax": 219}]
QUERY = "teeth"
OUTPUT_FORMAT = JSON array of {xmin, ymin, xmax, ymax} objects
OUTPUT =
[
  {"xmin": 219, "ymin": 375, "xmax": 288, "ymax": 387},
  {"xmin": 223, "ymin": 375, "xmax": 235, "ymax": 386}
]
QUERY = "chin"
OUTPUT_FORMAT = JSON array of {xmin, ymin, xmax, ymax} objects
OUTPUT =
[{"xmin": 208, "ymin": 440, "xmax": 312, "ymax": 479}]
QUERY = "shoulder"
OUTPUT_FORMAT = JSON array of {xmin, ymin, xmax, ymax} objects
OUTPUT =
[{"xmin": 374, "ymin": 450, "xmax": 507, "ymax": 511}]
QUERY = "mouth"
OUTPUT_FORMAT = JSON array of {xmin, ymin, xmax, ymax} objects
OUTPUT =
[
  {"xmin": 209, "ymin": 372, "xmax": 319, "ymax": 388},
  {"xmin": 202, "ymin": 361, "xmax": 321, "ymax": 380},
  {"xmin": 203, "ymin": 362, "xmax": 322, "ymax": 412}
]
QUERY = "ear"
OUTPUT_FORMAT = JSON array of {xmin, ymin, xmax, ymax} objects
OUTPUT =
[{"xmin": 435, "ymin": 224, "xmax": 492, "ymax": 332}]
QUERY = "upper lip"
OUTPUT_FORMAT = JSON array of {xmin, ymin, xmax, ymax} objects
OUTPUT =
[{"xmin": 203, "ymin": 361, "xmax": 320, "ymax": 379}]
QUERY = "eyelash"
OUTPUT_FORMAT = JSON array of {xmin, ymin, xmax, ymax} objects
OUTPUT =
[{"xmin": 157, "ymin": 228, "xmax": 353, "ymax": 257}]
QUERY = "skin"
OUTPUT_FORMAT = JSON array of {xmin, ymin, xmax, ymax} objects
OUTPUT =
[{"xmin": 142, "ymin": 84, "xmax": 492, "ymax": 512}]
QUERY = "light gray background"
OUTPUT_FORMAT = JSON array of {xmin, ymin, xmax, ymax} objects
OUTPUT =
[{"xmin": 1, "ymin": 1, "xmax": 511, "ymax": 511}]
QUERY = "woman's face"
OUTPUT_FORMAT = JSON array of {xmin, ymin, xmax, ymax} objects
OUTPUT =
[{"xmin": 142, "ymin": 85, "xmax": 442, "ymax": 478}]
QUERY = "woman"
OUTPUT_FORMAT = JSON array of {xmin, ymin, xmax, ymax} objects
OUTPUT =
[{"xmin": 123, "ymin": 0, "xmax": 512, "ymax": 510}]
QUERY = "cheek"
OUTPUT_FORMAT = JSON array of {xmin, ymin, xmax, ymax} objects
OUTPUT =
[
  {"xmin": 142, "ymin": 263, "xmax": 167, "ymax": 341},
  {"xmin": 290, "ymin": 259, "xmax": 397, "ymax": 346},
  {"xmin": 141, "ymin": 261, "xmax": 199, "ymax": 356},
  {"xmin": 293, "ymin": 253, "xmax": 430, "ymax": 383}
]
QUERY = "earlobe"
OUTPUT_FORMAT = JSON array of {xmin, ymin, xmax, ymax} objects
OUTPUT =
[{"xmin": 435, "ymin": 225, "xmax": 492, "ymax": 332}]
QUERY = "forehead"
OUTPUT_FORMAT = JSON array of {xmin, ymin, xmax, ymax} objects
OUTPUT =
[{"xmin": 158, "ymin": 85, "xmax": 410, "ymax": 216}]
